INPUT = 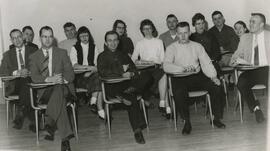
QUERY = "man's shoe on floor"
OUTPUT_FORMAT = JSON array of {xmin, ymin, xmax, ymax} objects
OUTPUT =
[
  {"xmin": 255, "ymin": 109, "xmax": 265, "ymax": 123},
  {"xmin": 182, "ymin": 121, "xmax": 192, "ymax": 135},
  {"xmin": 134, "ymin": 131, "xmax": 145, "ymax": 144},
  {"xmin": 44, "ymin": 125, "xmax": 55, "ymax": 141},
  {"xmin": 89, "ymin": 104, "xmax": 98, "ymax": 114},
  {"xmin": 61, "ymin": 140, "xmax": 71, "ymax": 151},
  {"xmin": 212, "ymin": 119, "xmax": 226, "ymax": 128}
]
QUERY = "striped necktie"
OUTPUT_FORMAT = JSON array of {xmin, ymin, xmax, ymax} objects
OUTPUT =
[
  {"xmin": 41, "ymin": 50, "xmax": 49, "ymax": 77},
  {"xmin": 18, "ymin": 49, "xmax": 25, "ymax": 69}
]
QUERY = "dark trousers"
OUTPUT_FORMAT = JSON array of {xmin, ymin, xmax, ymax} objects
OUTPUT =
[
  {"xmin": 237, "ymin": 67, "xmax": 269, "ymax": 111},
  {"xmin": 105, "ymin": 74, "xmax": 151, "ymax": 131},
  {"xmin": 13, "ymin": 77, "xmax": 34, "ymax": 123},
  {"xmin": 171, "ymin": 72, "xmax": 225, "ymax": 121},
  {"xmin": 40, "ymin": 85, "xmax": 73, "ymax": 139}
]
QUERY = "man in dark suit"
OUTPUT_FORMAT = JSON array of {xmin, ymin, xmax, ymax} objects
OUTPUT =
[
  {"xmin": 0, "ymin": 29, "xmax": 37, "ymax": 130},
  {"xmin": 9, "ymin": 26, "xmax": 39, "ymax": 50},
  {"xmin": 29, "ymin": 26, "xmax": 74, "ymax": 151},
  {"xmin": 230, "ymin": 13, "xmax": 270, "ymax": 123}
]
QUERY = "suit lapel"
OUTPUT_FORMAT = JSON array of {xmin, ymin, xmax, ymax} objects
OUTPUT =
[
  {"xmin": 52, "ymin": 47, "xmax": 57, "ymax": 74},
  {"xmin": 10, "ymin": 48, "xmax": 18, "ymax": 70},
  {"xmin": 24, "ymin": 46, "xmax": 29, "ymax": 67}
]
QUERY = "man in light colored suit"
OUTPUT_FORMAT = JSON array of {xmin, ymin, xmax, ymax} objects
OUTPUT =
[
  {"xmin": 29, "ymin": 26, "xmax": 75, "ymax": 151},
  {"xmin": 230, "ymin": 13, "xmax": 270, "ymax": 123}
]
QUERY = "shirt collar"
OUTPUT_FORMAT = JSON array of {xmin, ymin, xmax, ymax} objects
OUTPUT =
[
  {"xmin": 16, "ymin": 45, "xmax": 25, "ymax": 52},
  {"xmin": 42, "ymin": 47, "xmax": 52, "ymax": 55}
]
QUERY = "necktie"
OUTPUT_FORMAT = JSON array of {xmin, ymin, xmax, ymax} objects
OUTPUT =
[
  {"xmin": 254, "ymin": 35, "xmax": 259, "ymax": 65},
  {"xmin": 41, "ymin": 50, "xmax": 49, "ymax": 77},
  {"xmin": 18, "ymin": 49, "xmax": 25, "ymax": 69}
]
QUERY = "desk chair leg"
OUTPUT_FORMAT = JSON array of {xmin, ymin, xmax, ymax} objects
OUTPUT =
[
  {"xmin": 238, "ymin": 91, "xmax": 243, "ymax": 123},
  {"xmin": 140, "ymin": 99, "xmax": 149, "ymax": 132},
  {"xmin": 6, "ymin": 101, "xmax": 9, "ymax": 128},
  {"xmin": 194, "ymin": 102, "xmax": 197, "ymax": 112},
  {"xmin": 105, "ymin": 104, "xmax": 111, "ymax": 139},
  {"xmin": 41, "ymin": 113, "xmax": 45, "ymax": 129},
  {"xmin": 206, "ymin": 94, "xmax": 214, "ymax": 128},
  {"xmin": 35, "ymin": 110, "xmax": 39, "ymax": 144},
  {"xmin": 71, "ymin": 104, "xmax": 78, "ymax": 141},
  {"xmin": 13, "ymin": 103, "xmax": 16, "ymax": 120},
  {"xmin": 172, "ymin": 101, "xmax": 177, "ymax": 131},
  {"xmin": 222, "ymin": 78, "xmax": 229, "ymax": 111}
]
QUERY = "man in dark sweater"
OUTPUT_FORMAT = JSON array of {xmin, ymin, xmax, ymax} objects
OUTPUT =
[{"xmin": 97, "ymin": 31, "xmax": 151, "ymax": 144}]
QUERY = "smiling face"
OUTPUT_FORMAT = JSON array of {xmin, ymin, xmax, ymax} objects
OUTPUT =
[
  {"xmin": 142, "ymin": 25, "xmax": 153, "ymax": 37},
  {"xmin": 212, "ymin": 14, "xmax": 224, "ymax": 27},
  {"xmin": 23, "ymin": 29, "xmax": 34, "ymax": 43},
  {"xmin": 11, "ymin": 30, "xmax": 24, "ymax": 48},
  {"xmin": 177, "ymin": 26, "xmax": 190, "ymax": 44},
  {"xmin": 64, "ymin": 26, "xmax": 77, "ymax": 39},
  {"xmin": 105, "ymin": 33, "xmax": 119, "ymax": 51}
]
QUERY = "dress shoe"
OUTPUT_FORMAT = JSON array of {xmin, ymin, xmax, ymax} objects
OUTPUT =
[
  {"xmin": 211, "ymin": 119, "xmax": 226, "ymax": 128},
  {"xmin": 61, "ymin": 140, "xmax": 71, "ymax": 151},
  {"xmin": 89, "ymin": 104, "xmax": 98, "ymax": 114},
  {"xmin": 255, "ymin": 109, "xmax": 265, "ymax": 123},
  {"xmin": 182, "ymin": 121, "xmax": 192, "ymax": 135},
  {"xmin": 44, "ymin": 125, "xmax": 55, "ymax": 141},
  {"xmin": 134, "ymin": 131, "xmax": 145, "ymax": 144}
]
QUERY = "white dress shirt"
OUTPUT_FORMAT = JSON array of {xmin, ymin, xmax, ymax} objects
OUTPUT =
[
  {"xmin": 251, "ymin": 31, "xmax": 268, "ymax": 65},
  {"xmin": 69, "ymin": 43, "xmax": 100, "ymax": 66},
  {"xmin": 132, "ymin": 38, "xmax": 164, "ymax": 64},
  {"xmin": 12, "ymin": 46, "xmax": 25, "ymax": 75}
]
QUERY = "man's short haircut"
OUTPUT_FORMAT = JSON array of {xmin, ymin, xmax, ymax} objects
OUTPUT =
[
  {"xmin": 192, "ymin": 13, "xmax": 205, "ymax": 26},
  {"xmin": 176, "ymin": 22, "xmax": 190, "ymax": 30},
  {"xmin": 63, "ymin": 22, "xmax": 76, "ymax": 29},
  {"xmin": 251, "ymin": 13, "xmax": 266, "ymax": 24},
  {"xmin": 22, "ymin": 26, "xmax": 34, "ymax": 33},
  {"xmin": 112, "ymin": 19, "xmax": 127, "ymax": 37},
  {"xmin": 9, "ymin": 29, "xmax": 22, "ymax": 37},
  {"xmin": 212, "ymin": 11, "xmax": 223, "ymax": 18},
  {"xmin": 104, "ymin": 30, "xmax": 119, "ymax": 42},
  {"xmin": 166, "ymin": 14, "xmax": 178, "ymax": 20},
  {"xmin": 39, "ymin": 26, "xmax": 53, "ymax": 36},
  {"xmin": 139, "ymin": 19, "xmax": 158, "ymax": 38}
]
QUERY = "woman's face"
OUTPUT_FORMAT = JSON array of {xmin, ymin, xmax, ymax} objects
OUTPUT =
[
  {"xmin": 142, "ymin": 25, "xmax": 153, "ymax": 37},
  {"xmin": 116, "ymin": 23, "xmax": 125, "ymax": 36},
  {"xmin": 79, "ymin": 32, "xmax": 89, "ymax": 44},
  {"xmin": 234, "ymin": 23, "xmax": 246, "ymax": 37}
]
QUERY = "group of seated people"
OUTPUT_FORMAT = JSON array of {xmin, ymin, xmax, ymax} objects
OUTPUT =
[{"xmin": 0, "ymin": 10, "xmax": 269, "ymax": 151}]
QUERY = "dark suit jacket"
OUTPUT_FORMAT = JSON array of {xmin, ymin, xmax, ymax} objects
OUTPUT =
[
  {"xmin": 0, "ymin": 45, "xmax": 37, "ymax": 95},
  {"xmin": 29, "ymin": 47, "xmax": 75, "ymax": 100}
]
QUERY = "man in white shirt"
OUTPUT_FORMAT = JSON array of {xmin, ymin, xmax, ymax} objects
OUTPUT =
[
  {"xmin": 0, "ymin": 29, "xmax": 37, "ymax": 131},
  {"xmin": 164, "ymin": 22, "xmax": 226, "ymax": 135},
  {"xmin": 230, "ymin": 13, "xmax": 270, "ymax": 123},
  {"xmin": 58, "ymin": 22, "xmax": 77, "ymax": 55}
]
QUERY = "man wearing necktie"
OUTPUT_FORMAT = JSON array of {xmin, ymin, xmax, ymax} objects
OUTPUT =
[
  {"xmin": 230, "ymin": 13, "xmax": 270, "ymax": 123},
  {"xmin": 0, "ymin": 29, "xmax": 37, "ymax": 130},
  {"xmin": 29, "ymin": 26, "xmax": 75, "ymax": 151}
]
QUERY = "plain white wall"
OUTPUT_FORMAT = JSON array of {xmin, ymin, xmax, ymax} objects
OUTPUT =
[{"xmin": 1, "ymin": 0, "xmax": 265, "ymax": 54}]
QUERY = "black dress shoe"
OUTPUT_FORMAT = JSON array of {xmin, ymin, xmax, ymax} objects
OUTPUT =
[
  {"xmin": 44, "ymin": 125, "xmax": 55, "ymax": 141},
  {"xmin": 212, "ymin": 119, "xmax": 226, "ymax": 128},
  {"xmin": 158, "ymin": 107, "xmax": 165, "ymax": 113},
  {"xmin": 182, "ymin": 121, "xmax": 192, "ymax": 135},
  {"xmin": 61, "ymin": 140, "xmax": 71, "ymax": 151},
  {"xmin": 134, "ymin": 131, "xmax": 145, "ymax": 144},
  {"xmin": 90, "ymin": 104, "xmax": 98, "ymax": 114},
  {"xmin": 255, "ymin": 110, "xmax": 265, "ymax": 123}
]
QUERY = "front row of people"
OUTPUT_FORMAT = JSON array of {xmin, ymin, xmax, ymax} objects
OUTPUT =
[{"xmin": 0, "ymin": 13, "xmax": 268, "ymax": 150}]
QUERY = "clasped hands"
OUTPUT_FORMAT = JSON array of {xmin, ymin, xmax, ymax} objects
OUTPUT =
[
  {"xmin": 83, "ymin": 66, "xmax": 97, "ymax": 77},
  {"xmin": 45, "ymin": 73, "xmax": 65, "ymax": 84},
  {"xmin": 15, "ymin": 69, "xmax": 30, "ymax": 77}
]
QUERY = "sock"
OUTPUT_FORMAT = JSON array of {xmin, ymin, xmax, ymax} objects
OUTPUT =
[
  {"xmin": 90, "ymin": 97, "xmax": 97, "ymax": 105},
  {"xmin": 253, "ymin": 106, "xmax": 260, "ymax": 112},
  {"xmin": 166, "ymin": 107, "xmax": 171, "ymax": 114},
  {"xmin": 98, "ymin": 109, "xmax": 105, "ymax": 118},
  {"xmin": 159, "ymin": 100, "xmax": 165, "ymax": 108}
]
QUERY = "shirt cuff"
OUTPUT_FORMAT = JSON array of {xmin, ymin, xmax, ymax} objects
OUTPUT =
[{"xmin": 12, "ymin": 70, "xmax": 18, "ymax": 76}]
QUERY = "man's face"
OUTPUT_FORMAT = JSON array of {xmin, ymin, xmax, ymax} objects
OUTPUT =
[
  {"xmin": 194, "ymin": 19, "xmax": 205, "ymax": 34},
  {"xmin": 10, "ymin": 31, "xmax": 24, "ymax": 48},
  {"xmin": 177, "ymin": 26, "xmax": 190, "ymax": 44},
  {"xmin": 64, "ymin": 26, "xmax": 76, "ymax": 39},
  {"xmin": 142, "ymin": 25, "xmax": 153, "ymax": 37},
  {"xmin": 115, "ymin": 23, "xmax": 125, "ymax": 36},
  {"xmin": 249, "ymin": 15, "xmax": 264, "ymax": 33},
  {"xmin": 105, "ymin": 34, "xmax": 119, "ymax": 51},
  {"xmin": 40, "ymin": 29, "xmax": 54, "ymax": 49},
  {"xmin": 212, "ymin": 14, "xmax": 224, "ymax": 27},
  {"xmin": 167, "ymin": 17, "xmax": 178, "ymax": 30},
  {"xmin": 23, "ymin": 29, "xmax": 34, "ymax": 43},
  {"xmin": 79, "ymin": 33, "xmax": 89, "ymax": 44}
]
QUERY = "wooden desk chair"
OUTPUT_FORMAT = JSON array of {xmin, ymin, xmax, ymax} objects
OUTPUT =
[
  {"xmin": 28, "ymin": 83, "xmax": 78, "ymax": 144},
  {"xmin": 100, "ymin": 77, "xmax": 149, "ymax": 139},
  {"xmin": 167, "ymin": 74, "xmax": 214, "ymax": 131}
]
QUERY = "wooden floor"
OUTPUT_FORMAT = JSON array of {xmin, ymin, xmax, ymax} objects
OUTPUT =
[{"xmin": 0, "ymin": 89, "xmax": 268, "ymax": 151}]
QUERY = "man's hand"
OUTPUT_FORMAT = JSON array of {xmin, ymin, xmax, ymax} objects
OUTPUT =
[
  {"xmin": 183, "ymin": 65, "xmax": 196, "ymax": 72},
  {"xmin": 84, "ymin": 71, "xmax": 94, "ymax": 77},
  {"xmin": 122, "ymin": 72, "xmax": 134, "ymax": 78},
  {"xmin": 45, "ymin": 73, "xmax": 64, "ymax": 84},
  {"xmin": 211, "ymin": 77, "xmax": 221, "ymax": 86},
  {"xmin": 87, "ymin": 66, "xmax": 97, "ymax": 72},
  {"xmin": 123, "ymin": 64, "xmax": 129, "ymax": 72},
  {"xmin": 17, "ymin": 69, "xmax": 30, "ymax": 77}
]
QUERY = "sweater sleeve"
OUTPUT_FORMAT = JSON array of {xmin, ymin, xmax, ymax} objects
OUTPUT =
[{"xmin": 197, "ymin": 45, "xmax": 217, "ymax": 78}]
